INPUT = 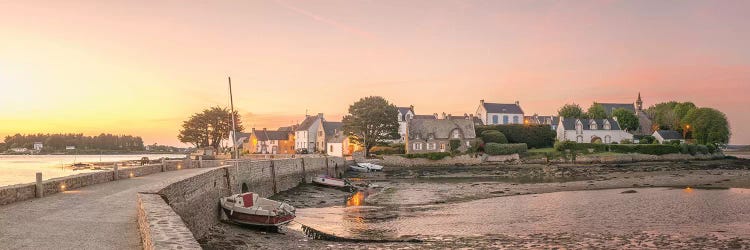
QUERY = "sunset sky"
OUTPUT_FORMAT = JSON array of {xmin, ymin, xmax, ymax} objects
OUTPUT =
[{"xmin": 1, "ymin": 0, "xmax": 749, "ymax": 146}]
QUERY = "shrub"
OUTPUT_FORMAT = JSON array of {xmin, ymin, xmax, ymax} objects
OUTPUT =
[
  {"xmin": 706, "ymin": 144, "xmax": 717, "ymax": 154},
  {"xmin": 485, "ymin": 143, "xmax": 528, "ymax": 155},
  {"xmin": 696, "ymin": 145, "xmax": 709, "ymax": 154},
  {"xmin": 404, "ymin": 152, "xmax": 452, "ymax": 160},
  {"xmin": 639, "ymin": 135, "xmax": 656, "ymax": 144},
  {"xmin": 370, "ymin": 145, "xmax": 404, "ymax": 155},
  {"xmin": 554, "ymin": 141, "xmax": 607, "ymax": 152},
  {"xmin": 449, "ymin": 139, "xmax": 461, "ymax": 153},
  {"xmin": 620, "ymin": 139, "xmax": 633, "ymax": 144},
  {"xmin": 680, "ymin": 144, "xmax": 690, "ymax": 154},
  {"xmin": 609, "ymin": 144, "xmax": 635, "ymax": 154},
  {"xmin": 475, "ymin": 125, "xmax": 555, "ymax": 149},
  {"xmin": 481, "ymin": 130, "xmax": 508, "ymax": 144},
  {"xmin": 467, "ymin": 139, "xmax": 481, "ymax": 154},
  {"xmin": 609, "ymin": 144, "xmax": 680, "ymax": 155}
]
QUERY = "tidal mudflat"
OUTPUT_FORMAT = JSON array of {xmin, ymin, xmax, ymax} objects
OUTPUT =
[{"xmin": 200, "ymin": 158, "xmax": 750, "ymax": 249}]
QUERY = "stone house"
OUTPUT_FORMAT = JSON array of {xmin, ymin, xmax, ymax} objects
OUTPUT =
[
  {"xmin": 406, "ymin": 118, "xmax": 477, "ymax": 154},
  {"xmin": 597, "ymin": 93, "xmax": 654, "ymax": 135},
  {"xmin": 249, "ymin": 128, "xmax": 294, "ymax": 154},
  {"xmin": 652, "ymin": 130, "xmax": 685, "ymax": 144},
  {"xmin": 557, "ymin": 118, "xmax": 633, "ymax": 143},
  {"xmin": 475, "ymin": 100, "xmax": 525, "ymax": 125},
  {"xmin": 295, "ymin": 113, "xmax": 324, "ymax": 152},
  {"xmin": 396, "ymin": 106, "xmax": 416, "ymax": 142},
  {"xmin": 524, "ymin": 114, "xmax": 559, "ymax": 130},
  {"xmin": 318, "ymin": 121, "xmax": 343, "ymax": 154}
]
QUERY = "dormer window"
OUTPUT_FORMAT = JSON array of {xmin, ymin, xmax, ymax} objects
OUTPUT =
[
  {"xmin": 575, "ymin": 120, "xmax": 583, "ymax": 134},
  {"xmin": 590, "ymin": 120, "xmax": 598, "ymax": 130},
  {"xmin": 452, "ymin": 130, "xmax": 461, "ymax": 139},
  {"xmin": 603, "ymin": 120, "xmax": 611, "ymax": 130}
]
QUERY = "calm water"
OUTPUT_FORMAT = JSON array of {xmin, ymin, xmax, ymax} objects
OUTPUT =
[
  {"xmin": 295, "ymin": 188, "xmax": 750, "ymax": 240},
  {"xmin": 0, "ymin": 154, "xmax": 185, "ymax": 187}
]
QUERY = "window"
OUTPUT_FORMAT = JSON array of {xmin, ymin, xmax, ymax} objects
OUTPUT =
[
  {"xmin": 452, "ymin": 130, "xmax": 461, "ymax": 139},
  {"xmin": 513, "ymin": 116, "xmax": 519, "ymax": 124},
  {"xmin": 427, "ymin": 143, "xmax": 435, "ymax": 150},
  {"xmin": 503, "ymin": 115, "xmax": 509, "ymax": 124},
  {"xmin": 318, "ymin": 131, "xmax": 323, "ymax": 136},
  {"xmin": 440, "ymin": 144, "xmax": 446, "ymax": 151},
  {"xmin": 492, "ymin": 115, "xmax": 499, "ymax": 124},
  {"xmin": 466, "ymin": 141, "xmax": 471, "ymax": 146},
  {"xmin": 604, "ymin": 135, "xmax": 611, "ymax": 143},
  {"xmin": 576, "ymin": 135, "xmax": 584, "ymax": 143},
  {"xmin": 330, "ymin": 145, "xmax": 333, "ymax": 152},
  {"xmin": 576, "ymin": 122, "xmax": 583, "ymax": 134},
  {"xmin": 413, "ymin": 143, "xmax": 422, "ymax": 150}
]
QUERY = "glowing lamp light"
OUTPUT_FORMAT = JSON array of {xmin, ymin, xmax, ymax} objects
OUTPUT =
[
  {"xmin": 684, "ymin": 186, "xmax": 693, "ymax": 193},
  {"xmin": 129, "ymin": 172, "xmax": 135, "ymax": 178},
  {"xmin": 60, "ymin": 184, "xmax": 66, "ymax": 191}
]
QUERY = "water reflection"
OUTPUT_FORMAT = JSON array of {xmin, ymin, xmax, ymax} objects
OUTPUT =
[
  {"xmin": 296, "ymin": 188, "xmax": 750, "ymax": 240},
  {"xmin": 346, "ymin": 191, "xmax": 366, "ymax": 207}
]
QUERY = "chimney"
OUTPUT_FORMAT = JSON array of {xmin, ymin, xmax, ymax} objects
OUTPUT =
[
  {"xmin": 480, "ymin": 99, "xmax": 485, "ymax": 105},
  {"xmin": 447, "ymin": 114, "xmax": 452, "ymax": 120},
  {"xmin": 515, "ymin": 100, "xmax": 520, "ymax": 106},
  {"xmin": 464, "ymin": 113, "xmax": 468, "ymax": 118},
  {"xmin": 263, "ymin": 128, "xmax": 267, "ymax": 131},
  {"xmin": 442, "ymin": 112, "xmax": 447, "ymax": 119},
  {"xmin": 409, "ymin": 105, "xmax": 414, "ymax": 112},
  {"xmin": 317, "ymin": 113, "xmax": 324, "ymax": 118},
  {"xmin": 433, "ymin": 113, "xmax": 439, "ymax": 119}
]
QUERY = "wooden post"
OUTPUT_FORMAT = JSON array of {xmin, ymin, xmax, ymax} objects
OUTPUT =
[
  {"xmin": 270, "ymin": 160, "xmax": 277, "ymax": 194},
  {"xmin": 198, "ymin": 156, "xmax": 203, "ymax": 168},
  {"xmin": 113, "ymin": 163, "xmax": 119, "ymax": 180},
  {"xmin": 161, "ymin": 158, "xmax": 166, "ymax": 172},
  {"xmin": 35, "ymin": 172, "xmax": 43, "ymax": 198}
]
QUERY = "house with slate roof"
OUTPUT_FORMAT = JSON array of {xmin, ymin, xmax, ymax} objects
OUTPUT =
[
  {"xmin": 652, "ymin": 130, "xmax": 685, "ymax": 144},
  {"xmin": 396, "ymin": 106, "xmax": 416, "ymax": 142},
  {"xmin": 295, "ymin": 113, "xmax": 324, "ymax": 153},
  {"xmin": 318, "ymin": 121, "xmax": 342, "ymax": 153},
  {"xmin": 406, "ymin": 118, "xmax": 477, "ymax": 154},
  {"xmin": 475, "ymin": 100, "xmax": 525, "ymax": 125},
  {"xmin": 557, "ymin": 118, "xmax": 633, "ymax": 144},
  {"xmin": 249, "ymin": 128, "xmax": 294, "ymax": 154},
  {"xmin": 595, "ymin": 93, "xmax": 654, "ymax": 136},
  {"xmin": 524, "ymin": 114, "xmax": 559, "ymax": 130}
]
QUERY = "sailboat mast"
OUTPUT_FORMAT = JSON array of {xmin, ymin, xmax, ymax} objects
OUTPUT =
[{"xmin": 229, "ymin": 76, "xmax": 238, "ymax": 159}]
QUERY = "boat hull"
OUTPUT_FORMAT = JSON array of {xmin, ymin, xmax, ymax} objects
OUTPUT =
[
  {"xmin": 312, "ymin": 176, "xmax": 348, "ymax": 188},
  {"xmin": 222, "ymin": 207, "xmax": 295, "ymax": 227}
]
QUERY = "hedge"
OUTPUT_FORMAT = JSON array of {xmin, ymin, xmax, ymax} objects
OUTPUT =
[
  {"xmin": 370, "ymin": 145, "xmax": 405, "ymax": 155},
  {"xmin": 404, "ymin": 152, "xmax": 452, "ymax": 160},
  {"xmin": 609, "ymin": 144, "xmax": 681, "ymax": 155},
  {"xmin": 485, "ymin": 143, "xmax": 528, "ymax": 155},
  {"xmin": 476, "ymin": 125, "xmax": 555, "ymax": 149},
  {"xmin": 554, "ymin": 141, "xmax": 608, "ymax": 152},
  {"xmin": 481, "ymin": 130, "xmax": 508, "ymax": 144}
]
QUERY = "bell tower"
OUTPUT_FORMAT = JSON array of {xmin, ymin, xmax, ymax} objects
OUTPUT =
[{"xmin": 636, "ymin": 92, "xmax": 643, "ymax": 111}]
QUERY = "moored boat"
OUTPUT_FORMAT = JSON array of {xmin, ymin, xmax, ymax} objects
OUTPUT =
[
  {"xmin": 350, "ymin": 162, "xmax": 384, "ymax": 172},
  {"xmin": 220, "ymin": 192, "xmax": 295, "ymax": 229},
  {"xmin": 312, "ymin": 175, "xmax": 350, "ymax": 188}
]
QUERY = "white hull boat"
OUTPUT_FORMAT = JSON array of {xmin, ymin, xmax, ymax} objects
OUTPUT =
[
  {"xmin": 220, "ymin": 192, "xmax": 296, "ymax": 228},
  {"xmin": 312, "ymin": 175, "xmax": 350, "ymax": 188},
  {"xmin": 350, "ymin": 163, "xmax": 384, "ymax": 172}
]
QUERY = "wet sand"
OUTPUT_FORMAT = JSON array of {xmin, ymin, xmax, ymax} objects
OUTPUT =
[{"xmin": 199, "ymin": 158, "xmax": 750, "ymax": 249}]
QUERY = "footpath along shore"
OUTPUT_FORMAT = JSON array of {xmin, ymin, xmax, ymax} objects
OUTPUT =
[
  {"xmin": 0, "ymin": 168, "xmax": 211, "ymax": 250},
  {"xmin": 200, "ymin": 158, "xmax": 750, "ymax": 249}
]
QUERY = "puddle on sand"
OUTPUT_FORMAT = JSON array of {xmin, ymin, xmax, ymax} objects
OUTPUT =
[{"xmin": 294, "ymin": 188, "xmax": 750, "ymax": 241}]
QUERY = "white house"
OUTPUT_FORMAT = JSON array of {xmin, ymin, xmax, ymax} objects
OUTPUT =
[
  {"xmin": 476, "ymin": 100, "xmax": 525, "ymax": 125},
  {"xmin": 557, "ymin": 118, "xmax": 633, "ymax": 144},
  {"xmin": 396, "ymin": 106, "xmax": 415, "ymax": 142},
  {"xmin": 653, "ymin": 130, "xmax": 685, "ymax": 144},
  {"xmin": 33, "ymin": 142, "xmax": 43, "ymax": 151},
  {"xmin": 295, "ymin": 113, "xmax": 324, "ymax": 153}
]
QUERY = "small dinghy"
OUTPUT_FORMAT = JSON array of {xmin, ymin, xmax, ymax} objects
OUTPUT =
[
  {"xmin": 312, "ymin": 175, "xmax": 350, "ymax": 188},
  {"xmin": 350, "ymin": 162, "xmax": 384, "ymax": 172},
  {"xmin": 220, "ymin": 192, "xmax": 295, "ymax": 230}
]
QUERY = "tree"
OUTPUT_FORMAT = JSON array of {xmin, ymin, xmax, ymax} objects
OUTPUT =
[
  {"xmin": 682, "ymin": 108, "xmax": 730, "ymax": 145},
  {"xmin": 178, "ymin": 106, "xmax": 243, "ymax": 149},
  {"xmin": 612, "ymin": 108, "xmax": 639, "ymax": 132},
  {"xmin": 558, "ymin": 104, "xmax": 587, "ymax": 119},
  {"xmin": 342, "ymin": 96, "xmax": 400, "ymax": 156},
  {"xmin": 587, "ymin": 103, "xmax": 608, "ymax": 119},
  {"xmin": 480, "ymin": 130, "xmax": 508, "ymax": 144}
]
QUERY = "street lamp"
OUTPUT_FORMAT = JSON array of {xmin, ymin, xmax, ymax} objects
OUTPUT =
[{"xmin": 683, "ymin": 124, "xmax": 691, "ymax": 139}]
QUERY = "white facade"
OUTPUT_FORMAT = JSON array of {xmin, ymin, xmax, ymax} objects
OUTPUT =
[
  {"xmin": 397, "ymin": 109, "xmax": 415, "ymax": 142},
  {"xmin": 557, "ymin": 118, "xmax": 633, "ymax": 144},
  {"xmin": 653, "ymin": 131, "xmax": 685, "ymax": 144},
  {"xmin": 33, "ymin": 142, "xmax": 43, "ymax": 151},
  {"xmin": 475, "ymin": 101, "xmax": 525, "ymax": 125},
  {"xmin": 295, "ymin": 115, "xmax": 323, "ymax": 152}
]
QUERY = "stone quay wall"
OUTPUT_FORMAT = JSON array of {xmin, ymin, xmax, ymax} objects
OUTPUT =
[
  {"xmin": 381, "ymin": 154, "xmax": 484, "ymax": 167},
  {"xmin": 139, "ymin": 156, "xmax": 348, "ymax": 248}
]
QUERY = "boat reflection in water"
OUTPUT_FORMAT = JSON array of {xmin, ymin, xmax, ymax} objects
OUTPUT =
[{"xmin": 346, "ymin": 191, "xmax": 366, "ymax": 207}]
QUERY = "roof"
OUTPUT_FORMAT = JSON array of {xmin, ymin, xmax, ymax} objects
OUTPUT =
[
  {"xmin": 322, "ymin": 121, "xmax": 343, "ymax": 136},
  {"xmin": 408, "ymin": 119, "xmax": 476, "ymax": 140},
  {"xmin": 327, "ymin": 130, "xmax": 347, "ymax": 143},
  {"xmin": 482, "ymin": 102, "xmax": 524, "ymax": 114},
  {"xmin": 560, "ymin": 118, "xmax": 621, "ymax": 131},
  {"xmin": 412, "ymin": 115, "xmax": 436, "ymax": 120},
  {"xmin": 397, "ymin": 107, "xmax": 412, "ymax": 116},
  {"xmin": 599, "ymin": 103, "xmax": 635, "ymax": 115},
  {"xmin": 254, "ymin": 130, "xmax": 291, "ymax": 141},
  {"xmin": 278, "ymin": 125, "xmax": 298, "ymax": 131},
  {"xmin": 654, "ymin": 130, "xmax": 684, "ymax": 140},
  {"xmin": 297, "ymin": 116, "xmax": 319, "ymax": 131}
]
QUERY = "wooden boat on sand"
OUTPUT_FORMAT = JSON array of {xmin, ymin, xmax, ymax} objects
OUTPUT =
[{"xmin": 220, "ymin": 192, "xmax": 295, "ymax": 229}]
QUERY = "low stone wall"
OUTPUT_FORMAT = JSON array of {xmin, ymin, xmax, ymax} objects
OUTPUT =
[
  {"xmin": 0, "ymin": 183, "xmax": 36, "ymax": 206},
  {"xmin": 140, "ymin": 156, "xmax": 347, "ymax": 246},
  {"xmin": 137, "ymin": 193, "xmax": 201, "ymax": 250},
  {"xmin": 485, "ymin": 154, "xmax": 521, "ymax": 162},
  {"xmin": 381, "ymin": 154, "xmax": 484, "ymax": 167}
]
